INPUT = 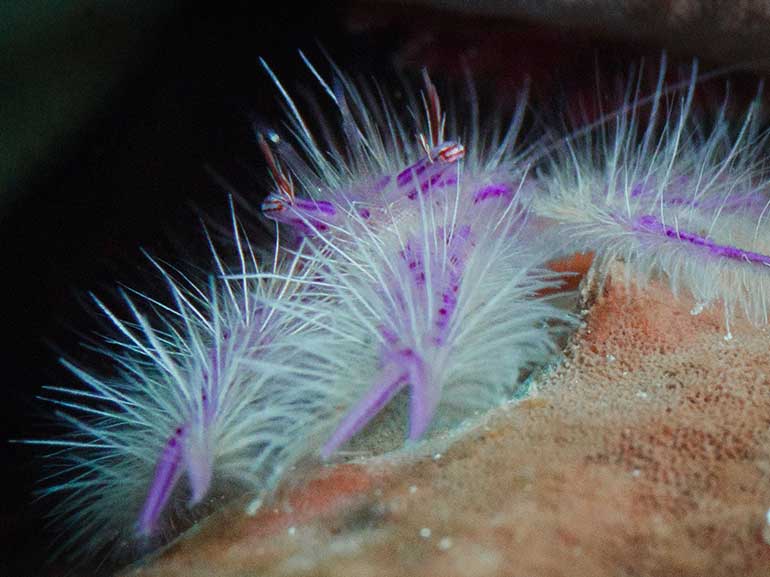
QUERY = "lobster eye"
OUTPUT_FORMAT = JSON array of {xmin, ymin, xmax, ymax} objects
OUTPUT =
[
  {"xmin": 261, "ymin": 196, "xmax": 285, "ymax": 213},
  {"xmin": 437, "ymin": 143, "xmax": 465, "ymax": 163}
]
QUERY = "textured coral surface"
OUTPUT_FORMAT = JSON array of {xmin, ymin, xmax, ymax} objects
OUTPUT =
[{"xmin": 121, "ymin": 263, "xmax": 770, "ymax": 577}]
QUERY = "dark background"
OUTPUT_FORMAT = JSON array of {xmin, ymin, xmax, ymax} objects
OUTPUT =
[
  {"xmin": 0, "ymin": 3, "xmax": 372, "ymax": 575},
  {"xmin": 1, "ymin": 1, "xmax": 761, "ymax": 575}
]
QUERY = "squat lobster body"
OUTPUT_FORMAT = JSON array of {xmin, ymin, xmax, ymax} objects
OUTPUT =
[{"xmin": 257, "ymin": 60, "xmax": 571, "ymax": 459}]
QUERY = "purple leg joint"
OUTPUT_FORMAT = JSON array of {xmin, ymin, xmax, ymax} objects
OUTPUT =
[
  {"xmin": 634, "ymin": 214, "xmax": 770, "ymax": 266},
  {"xmin": 320, "ymin": 364, "xmax": 408, "ymax": 459},
  {"xmin": 137, "ymin": 426, "xmax": 186, "ymax": 537},
  {"xmin": 473, "ymin": 183, "xmax": 513, "ymax": 203}
]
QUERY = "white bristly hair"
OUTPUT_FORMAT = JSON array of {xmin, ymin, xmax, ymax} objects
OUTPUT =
[
  {"xmin": 532, "ymin": 60, "xmax": 770, "ymax": 337},
  {"xmin": 256, "ymin": 55, "xmax": 572, "ymax": 458},
  {"xmin": 278, "ymin": 171, "xmax": 572, "ymax": 458},
  {"xmin": 28, "ymin": 213, "xmax": 352, "ymax": 558},
  {"xmin": 30, "ymin": 53, "xmax": 575, "ymax": 562}
]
